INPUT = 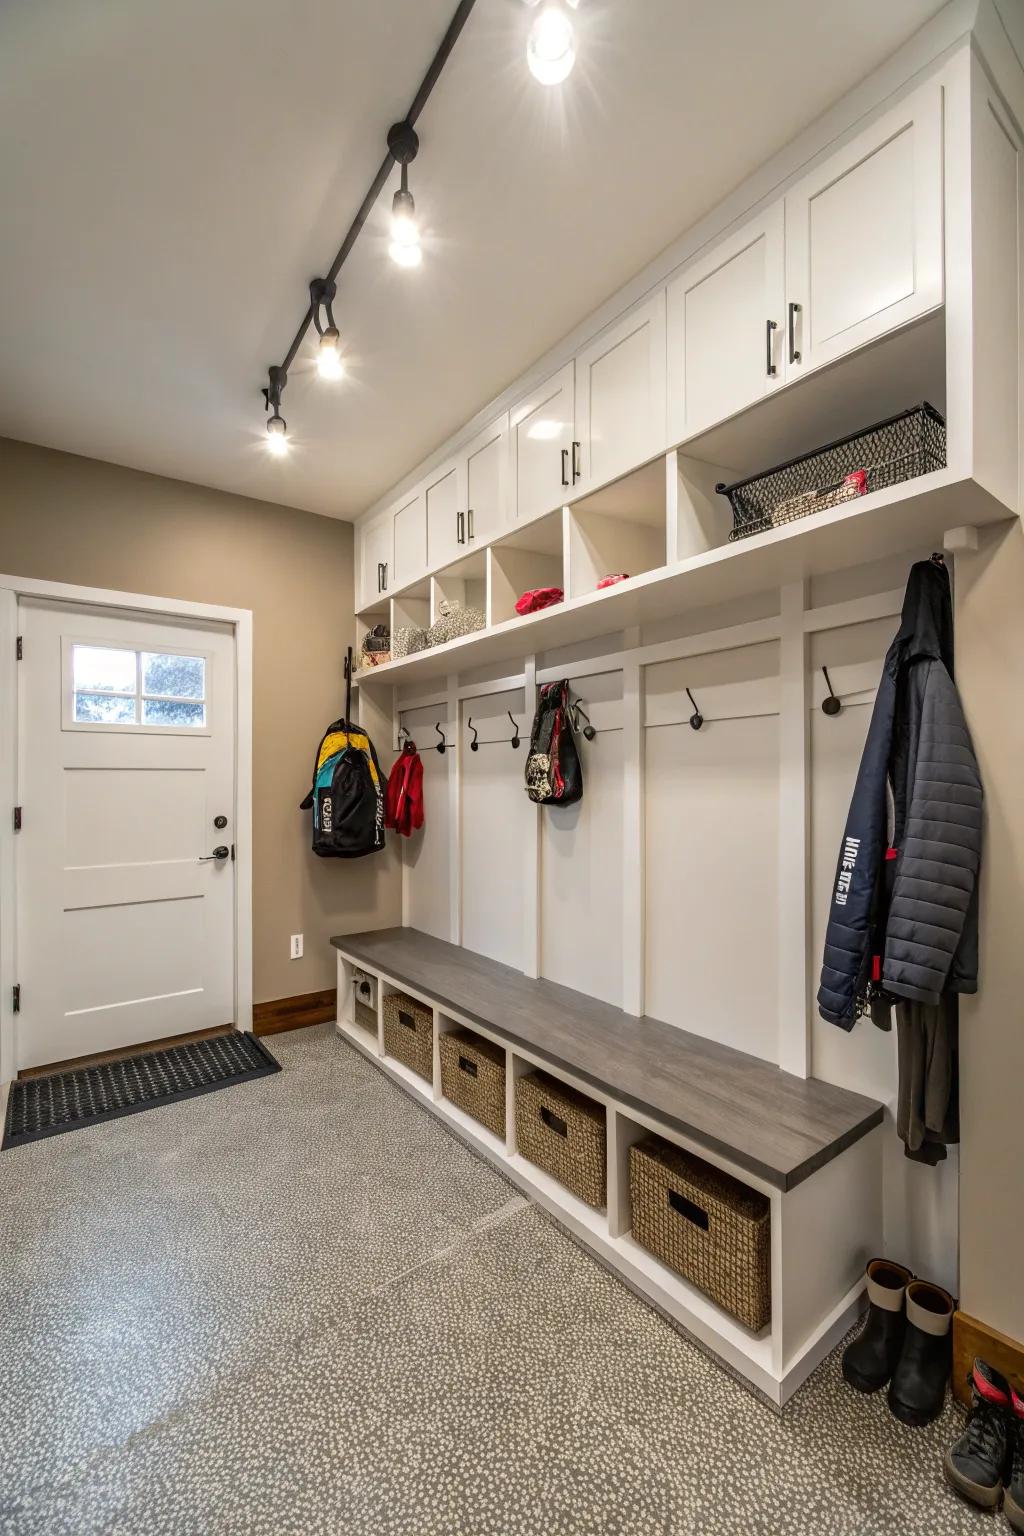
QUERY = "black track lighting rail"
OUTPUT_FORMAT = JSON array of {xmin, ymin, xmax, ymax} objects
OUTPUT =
[{"xmin": 266, "ymin": 0, "xmax": 479, "ymax": 398}]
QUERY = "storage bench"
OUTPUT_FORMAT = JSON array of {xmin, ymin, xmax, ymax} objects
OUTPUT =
[{"xmin": 332, "ymin": 927, "xmax": 884, "ymax": 1407}]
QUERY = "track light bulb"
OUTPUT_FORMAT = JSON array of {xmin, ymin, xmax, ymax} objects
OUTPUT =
[
  {"xmin": 528, "ymin": 4, "xmax": 576, "ymax": 84},
  {"xmin": 316, "ymin": 326, "xmax": 344, "ymax": 381},
  {"xmin": 266, "ymin": 413, "xmax": 288, "ymax": 456},
  {"xmin": 389, "ymin": 187, "xmax": 422, "ymax": 268}
]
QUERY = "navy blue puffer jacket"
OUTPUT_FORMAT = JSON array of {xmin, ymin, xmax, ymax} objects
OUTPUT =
[{"xmin": 817, "ymin": 558, "xmax": 982, "ymax": 1029}]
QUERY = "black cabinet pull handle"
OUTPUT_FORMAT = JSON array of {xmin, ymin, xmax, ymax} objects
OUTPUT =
[
  {"xmin": 572, "ymin": 440, "xmax": 581, "ymax": 483},
  {"xmin": 457, "ymin": 510, "xmax": 465, "ymax": 545},
  {"xmin": 377, "ymin": 561, "xmax": 384, "ymax": 593},
  {"xmin": 381, "ymin": 561, "xmax": 388, "ymax": 592},
  {"xmin": 561, "ymin": 447, "xmax": 569, "ymax": 487},
  {"xmin": 765, "ymin": 318, "xmax": 778, "ymax": 378},
  {"xmin": 788, "ymin": 301, "xmax": 802, "ymax": 364},
  {"xmin": 467, "ymin": 508, "xmax": 474, "ymax": 540}
]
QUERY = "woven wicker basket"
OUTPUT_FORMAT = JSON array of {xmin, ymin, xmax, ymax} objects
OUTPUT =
[
  {"xmin": 382, "ymin": 991, "xmax": 433, "ymax": 1081},
  {"xmin": 439, "ymin": 1029, "xmax": 506, "ymax": 1138},
  {"xmin": 630, "ymin": 1136, "xmax": 771, "ymax": 1331},
  {"xmin": 515, "ymin": 1071, "xmax": 606, "ymax": 1208}
]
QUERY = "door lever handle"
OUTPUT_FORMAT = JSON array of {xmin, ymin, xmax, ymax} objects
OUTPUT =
[{"xmin": 199, "ymin": 845, "xmax": 230, "ymax": 862}]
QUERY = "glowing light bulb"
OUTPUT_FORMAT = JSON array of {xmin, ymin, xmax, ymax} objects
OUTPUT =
[
  {"xmin": 266, "ymin": 414, "xmax": 288, "ymax": 456},
  {"xmin": 389, "ymin": 187, "xmax": 422, "ymax": 268},
  {"xmin": 317, "ymin": 327, "xmax": 344, "ymax": 381},
  {"xmin": 528, "ymin": 4, "xmax": 576, "ymax": 84}
]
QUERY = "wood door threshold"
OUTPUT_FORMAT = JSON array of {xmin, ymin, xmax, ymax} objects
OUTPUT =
[{"xmin": 18, "ymin": 1024, "xmax": 236, "ymax": 1080}]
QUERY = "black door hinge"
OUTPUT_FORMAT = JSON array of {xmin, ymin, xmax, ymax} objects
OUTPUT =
[
  {"xmin": 13, "ymin": 807, "xmax": 22, "ymax": 832},
  {"xmin": 231, "ymin": 843, "xmax": 236, "ymax": 862},
  {"xmin": 16, "ymin": 636, "xmax": 23, "ymax": 660},
  {"xmin": 12, "ymin": 984, "xmax": 20, "ymax": 1014}
]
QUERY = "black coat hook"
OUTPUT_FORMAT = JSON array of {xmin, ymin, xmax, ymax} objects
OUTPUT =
[
  {"xmin": 468, "ymin": 718, "xmax": 480, "ymax": 751},
  {"xmin": 686, "ymin": 687, "xmax": 704, "ymax": 732},
  {"xmin": 434, "ymin": 722, "xmax": 448, "ymax": 754},
  {"xmin": 821, "ymin": 666, "xmax": 842, "ymax": 716},
  {"xmin": 573, "ymin": 702, "xmax": 597, "ymax": 741},
  {"xmin": 508, "ymin": 711, "xmax": 521, "ymax": 749}
]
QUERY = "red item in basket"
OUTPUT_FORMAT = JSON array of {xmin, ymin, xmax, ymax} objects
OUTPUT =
[
  {"xmin": 844, "ymin": 469, "xmax": 869, "ymax": 496},
  {"xmin": 596, "ymin": 572, "xmax": 629, "ymax": 589},
  {"xmin": 515, "ymin": 586, "xmax": 564, "ymax": 616}
]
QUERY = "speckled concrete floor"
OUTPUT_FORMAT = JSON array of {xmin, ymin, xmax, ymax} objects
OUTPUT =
[{"xmin": 0, "ymin": 1023, "xmax": 986, "ymax": 1535}]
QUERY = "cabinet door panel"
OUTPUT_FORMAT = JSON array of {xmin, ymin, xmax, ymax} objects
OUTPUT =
[
  {"xmin": 510, "ymin": 363, "xmax": 574, "ymax": 524},
  {"xmin": 668, "ymin": 203, "xmax": 785, "ymax": 442},
  {"xmin": 574, "ymin": 292, "xmax": 666, "ymax": 495},
  {"xmin": 359, "ymin": 515, "xmax": 392, "ymax": 609},
  {"xmin": 785, "ymin": 81, "xmax": 943, "ymax": 375},
  {"xmin": 465, "ymin": 414, "xmax": 508, "ymax": 547},
  {"xmin": 425, "ymin": 460, "xmax": 463, "ymax": 571},
  {"xmin": 391, "ymin": 489, "xmax": 426, "ymax": 591}
]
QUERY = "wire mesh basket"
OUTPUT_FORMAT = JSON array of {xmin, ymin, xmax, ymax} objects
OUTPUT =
[{"xmin": 716, "ymin": 401, "xmax": 946, "ymax": 542}]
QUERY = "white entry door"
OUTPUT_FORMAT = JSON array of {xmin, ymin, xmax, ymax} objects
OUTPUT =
[{"xmin": 16, "ymin": 599, "xmax": 237, "ymax": 1070}]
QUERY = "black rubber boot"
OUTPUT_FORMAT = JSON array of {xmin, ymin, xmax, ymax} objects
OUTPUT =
[
  {"xmin": 888, "ymin": 1279, "xmax": 954, "ymax": 1426},
  {"xmin": 1005, "ymin": 1378, "xmax": 1024, "ymax": 1533},
  {"xmin": 943, "ymin": 1359, "xmax": 1011, "ymax": 1510},
  {"xmin": 842, "ymin": 1258, "xmax": 912, "ymax": 1393}
]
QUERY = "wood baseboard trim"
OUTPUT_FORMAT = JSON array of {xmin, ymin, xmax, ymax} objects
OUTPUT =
[
  {"xmin": 953, "ymin": 1311, "xmax": 1024, "ymax": 1403},
  {"xmin": 18, "ymin": 1024, "xmax": 235, "ymax": 1080},
  {"xmin": 253, "ymin": 989, "xmax": 337, "ymax": 1037}
]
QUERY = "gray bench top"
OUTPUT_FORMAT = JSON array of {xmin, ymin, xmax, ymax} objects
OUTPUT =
[{"xmin": 331, "ymin": 927, "xmax": 883, "ymax": 1191}]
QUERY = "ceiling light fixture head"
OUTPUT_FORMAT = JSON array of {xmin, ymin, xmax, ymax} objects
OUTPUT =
[
  {"xmin": 527, "ymin": 1, "xmax": 577, "ymax": 84},
  {"xmin": 263, "ymin": 364, "xmax": 289, "ymax": 455},
  {"xmin": 310, "ymin": 278, "xmax": 345, "ymax": 381},
  {"xmin": 317, "ymin": 326, "xmax": 344, "ymax": 380},
  {"xmin": 387, "ymin": 122, "xmax": 422, "ymax": 268}
]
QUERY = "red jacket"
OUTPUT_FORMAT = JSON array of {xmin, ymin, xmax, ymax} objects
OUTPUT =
[{"xmin": 384, "ymin": 745, "xmax": 424, "ymax": 837}]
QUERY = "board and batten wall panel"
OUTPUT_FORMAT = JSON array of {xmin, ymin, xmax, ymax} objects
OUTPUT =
[
  {"xmin": 460, "ymin": 689, "xmax": 531, "ymax": 971},
  {"xmin": 643, "ymin": 643, "xmax": 780, "ymax": 1061},
  {"xmin": 540, "ymin": 671, "xmax": 623, "ymax": 1002},
  {"xmin": 400, "ymin": 703, "xmax": 452, "ymax": 944},
  {"xmin": 808, "ymin": 617, "xmax": 958, "ymax": 1295}
]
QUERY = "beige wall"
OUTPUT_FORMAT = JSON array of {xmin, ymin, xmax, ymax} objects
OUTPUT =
[
  {"xmin": 0, "ymin": 436, "xmax": 400, "ymax": 1005},
  {"xmin": 956, "ymin": 519, "xmax": 1024, "ymax": 1344}
]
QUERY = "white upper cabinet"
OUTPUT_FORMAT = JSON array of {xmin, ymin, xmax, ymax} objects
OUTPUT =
[
  {"xmin": 390, "ymin": 486, "xmax": 427, "ymax": 592},
  {"xmin": 423, "ymin": 456, "xmax": 464, "ymax": 573},
  {"xmin": 667, "ymin": 202, "xmax": 786, "ymax": 443},
  {"xmin": 784, "ymin": 81, "xmax": 943, "ymax": 377},
  {"xmin": 463, "ymin": 412, "xmax": 509, "ymax": 548},
  {"xmin": 573, "ymin": 292, "xmax": 667, "ymax": 496},
  {"xmin": 510, "ymin": 362, "xmax": 575, "ymax": 524},
  {"xmin": 358, "ymin": 510, "xmax": 393, "ymax": 610}
]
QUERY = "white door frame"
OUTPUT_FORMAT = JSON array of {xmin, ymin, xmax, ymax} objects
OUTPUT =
[{"xmin": 0, "ymin": 573, "xmax": 254, "ymax": 1086}]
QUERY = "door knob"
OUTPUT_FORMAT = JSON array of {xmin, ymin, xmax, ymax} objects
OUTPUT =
[
  {"xmin": 213, "ymin": 815, "xmax": 228, "ymax": 829},
  {"xmin": 199, "ymin": 845, "xmax": 230, "ymax": 862}
]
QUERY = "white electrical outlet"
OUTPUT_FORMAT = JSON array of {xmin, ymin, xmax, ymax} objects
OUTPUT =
[{"xmin": 290, "ymin": 934, "xmax": 303, "ymax": 960}]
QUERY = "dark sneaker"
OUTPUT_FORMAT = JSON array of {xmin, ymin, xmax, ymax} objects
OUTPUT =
[
  {"xmin": 888, "ymin": 1280, "xmax": 954, "ymax": 1426},
  {"xmin": 1005, "ymin": 1378, "xmax": 1024, "ymax": 1534},
  {"xmin": 842, "ymin": 1259, "xmax": 912, "ymax": 1393},
  {"xmin": 943, "ymin": 1358, "xmax": 1011, "ymax": 1509}
]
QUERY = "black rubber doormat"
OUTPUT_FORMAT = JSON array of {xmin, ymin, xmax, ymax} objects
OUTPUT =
[{"xmin": 2, "ymin": 1031, "xmax": 281, "ymax": 1149}]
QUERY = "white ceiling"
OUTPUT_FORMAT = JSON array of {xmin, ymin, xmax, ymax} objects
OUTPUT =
[{"xmin": 0, "ymin": 0, "xmax": 949, "ymax": 521}]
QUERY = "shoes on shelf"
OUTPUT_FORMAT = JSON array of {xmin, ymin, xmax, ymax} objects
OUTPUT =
[{"xmin": 1005, "ymin": 1377, "xmax": 1024, "ymax": 1533}]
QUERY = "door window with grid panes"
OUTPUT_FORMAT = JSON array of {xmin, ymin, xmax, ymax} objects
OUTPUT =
[{"xmin": 65, "ymin": 641, "xmax": 209, "ymax": 732}]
